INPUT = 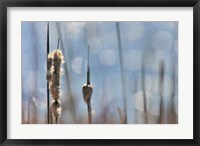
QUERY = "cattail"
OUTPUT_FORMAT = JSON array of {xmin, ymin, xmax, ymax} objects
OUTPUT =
[
  {"xmin": 82, "ymin": 45, "xmax": 93, "ymax": 124},
  {"xmin": 50, "ymin": 50, "xmax": 64, "ymax": 101},
  {"xmin": 46, "ymin": 49, "xmax": 64, "ymax": 124}
]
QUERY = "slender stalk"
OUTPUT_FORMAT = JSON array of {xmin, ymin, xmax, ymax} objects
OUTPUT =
[
  {"xmin": 50, "ymin": 107, "xmax": 52, "ymax": 124},
  {"xmin": 28, "ymin": 100, "xmax": 30, "ymax": 124},
  {"xmin": 170, "ymin": 64, "xmax": 176, "ymax": 123},
  {"xmin": 46, "ymin": 22, "xmax": 50, "ymax": 124},
  {"xmin": 116, "ymin": 22, "xmax": 127, "ymax": 124},
  {"xmin": 55, "ymin": 23, "xmax": 77, "ymax": 123},
  {"xmin": 117, "ymin": 107, "xmax": 125, "ymax": 124},
  {"xmin": 87, "ymin": 45, "xmax": 90, "ymax": 85},
  {"xmin": 33, "ymin": 99, "xmax": 37, "ymax": 124},
  {"xmin": 55, "ymin": 103, "xmax": 58, "ymax": 124},
  {"xmin": 87, "ymin": 102, "xmax": 92, "ymax": 124},
  {"xmin": 158, "ymin": 61, "xmax": 164, "ymax": 124},
  {"xmin": 57, "ymin": 38, "xmax": 60, "ymax": 50},
  {"xmin": 141, "ymin": 60, "xmax": 148, "ymax": 124},
  {"xmin": 56, "ymin": 118, "xmax": 58, "ymax": 124},
  {"xmin": 22, "ymin": 103, "xmax": 24, "ymax": 123}
]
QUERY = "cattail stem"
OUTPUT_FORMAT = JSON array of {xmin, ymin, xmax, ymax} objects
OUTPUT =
[
  {"xmin": 33, "ymin": 100, "xmax": 37, "ymax": 124},
  {"xmin": 141, "ymin": 60, "xmax": 148, "ymax": 124},
  {"xmin": 57, "ymin": 38, "xmax": 60, "ymax": 50},
  {"xmin": 28, "ymin": 100, "xmax": 30, "ymax": 124},
  {"xmin": 116, "ymin": 22, "xmax": 127, "ymax": 124},
  {"xmin": 117, "ymin": 107, "xmax": 125, "ymax": 124},
  {"xmin": 55, "ymin": 115, "xmax": 58, "ymax": 124},
  {"xmin": 46, "ymin": 22, "xmax": 50, "ymax": 124},
  {"xmin": 50, "ymin": 107, "xmax": 52, "ymax": 124},
  {"xmin": 87, "ymin": 101, "xmax": 92, "ymax": 124},
  {"xmin": 170, "ymin": 64, "xmax": 176, "ymax": 123},
  {"xmin": 158, "ymin": 61, "xmax": 164, "ymax": 124},
  {"xmin": 87, "ymin": 45, "xmax": 90, "ymax": 85}
]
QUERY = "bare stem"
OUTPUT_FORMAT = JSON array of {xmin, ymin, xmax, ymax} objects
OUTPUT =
[
  {"xmin": 33, "ymin": 100, "xmax": 37, "ymax": 124},
  {"xmin": 50, "ymin": 107, "xmax": 52, "ymax": 124},
  {"xmin": 170, "ymin": 64, "xmax": 176, "ymax": 123},
  {"xmin": 46, "ymin": 22, "xmax": 50, "ymax": 124},
  {"xmin": 87, "ymin": 102, "xmax": 92, "ymax": 124},
  {"xmin": 28, "ymin": 100, "xmax": 30, "ymax": 124},
  {"xmin": 116, "ymin": 22, "xmax": 127, "ymax": 124},
  {"xmin": 55, "ymin": 116, "xmax": 58, "ymax": 124},
  {"xmin": 117, "ymin": 107, "xmax": 125, "ymax": 124},
  {"xmin": 158, "ymin": 61, "xmax": 164, "ymax": 124},
  {"xmin": 141, "ymin": 60, "xmax": 148, "ymax": 124}
]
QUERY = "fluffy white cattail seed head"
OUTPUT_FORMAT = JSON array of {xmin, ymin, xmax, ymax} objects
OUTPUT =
[{"xmin": 51, "ymin": 50, "xmax": 64, "ymax": 101}]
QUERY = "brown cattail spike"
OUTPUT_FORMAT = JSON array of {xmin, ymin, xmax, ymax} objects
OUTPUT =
[{"xmin": 82, "ymin": 84, "xmax": 93, "ymax": 103}]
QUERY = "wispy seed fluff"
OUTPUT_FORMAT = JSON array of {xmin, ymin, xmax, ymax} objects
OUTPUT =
[
  {"xmin": 46, "ymin": 50, "xmax": 64, "ymax": 123},
  {"xmin": 51, "ymin": 100, "xmax": 62, "ymax": 124},
  {"xmin": 46, "ymin": 53, "xmax": 54, "ymax": 83}
]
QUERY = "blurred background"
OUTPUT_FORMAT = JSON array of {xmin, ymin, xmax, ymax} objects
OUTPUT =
[{"xmin": 22, "ymin": 21, "xmax": 178, "ymax": 124}]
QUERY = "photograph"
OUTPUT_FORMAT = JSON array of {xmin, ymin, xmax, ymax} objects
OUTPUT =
[
  {"xmin": 1, "ymin": 0, "xmax": 198, "ymax": 145},
  {"xmin": 21, "ymin": 21, "xmax": 178, "ymax": 124}
]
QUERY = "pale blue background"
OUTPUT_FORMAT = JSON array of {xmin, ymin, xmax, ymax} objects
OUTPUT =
[{"xmin": 22, "ymin": 22, "xmax": 178, "ymax": 124}]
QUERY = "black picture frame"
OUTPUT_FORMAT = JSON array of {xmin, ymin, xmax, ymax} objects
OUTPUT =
[{"xmin": 0, "ymin": 0, "xmax": 199, "ymax": 145}]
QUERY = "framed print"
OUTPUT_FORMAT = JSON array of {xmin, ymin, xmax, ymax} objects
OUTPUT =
[{"xmin": 0, "ymin": 0, "xmax": 199, "ymax": 145}]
